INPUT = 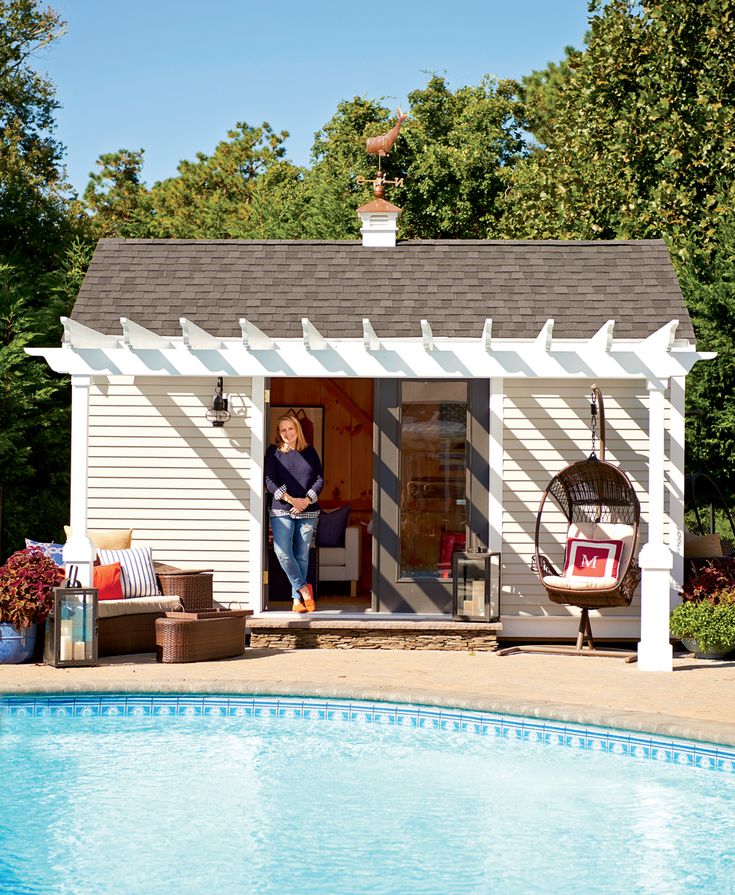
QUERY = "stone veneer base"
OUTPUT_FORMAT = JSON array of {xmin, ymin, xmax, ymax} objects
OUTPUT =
[{"xmin": 248, "ymin": 618, "xmax": 502, "ymax": 651}]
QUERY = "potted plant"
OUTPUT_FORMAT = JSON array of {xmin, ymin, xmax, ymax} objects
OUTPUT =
[
  {"xmin": 670, "ymin": 559, "xmax": 735, "ymax": 658},
  {"xmin": 0, "ymin": 546, "xmax": 63, "ymax": 663}
]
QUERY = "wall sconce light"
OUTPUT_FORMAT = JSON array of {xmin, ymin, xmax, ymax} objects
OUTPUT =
[{"xmin": 206, "ymin": 377, "xmax": 230, "ymax": 427}]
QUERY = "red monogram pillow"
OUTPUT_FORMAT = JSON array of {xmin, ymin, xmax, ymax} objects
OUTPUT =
[{"xmin": 563, "ymin": 539, "xmax": 624, "ymax": 580}]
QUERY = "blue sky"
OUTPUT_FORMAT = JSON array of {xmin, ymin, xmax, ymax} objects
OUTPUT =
[{"xmin": 41, "ymin": 0, "xmax": 590, "ymax": 197}]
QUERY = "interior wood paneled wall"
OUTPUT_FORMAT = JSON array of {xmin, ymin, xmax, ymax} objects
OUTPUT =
[{"xmin": 270, "ymin": 378, "xmax": 374, "ymax": 594}]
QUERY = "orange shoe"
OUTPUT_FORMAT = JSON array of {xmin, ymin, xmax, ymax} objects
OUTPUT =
[
  {"xmin": 292, "ymin": 599, "xmax": 308, "ymax": 613},
  {"xmin": 301, "ymin": 584, "xmax": 316, "ymax": 613}
]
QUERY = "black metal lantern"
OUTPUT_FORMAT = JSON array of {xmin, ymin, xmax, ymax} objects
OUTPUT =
[
  {"xmin": 206, "ymin": 377, "xmax": 230, "ymax": 427},
  {"xmin": 452, "ymin": 550, "xmax": 501, "ymax": 622},
  {"xmin": 44, "ymin": 584, "xmax": 98, "ymax": 667}
]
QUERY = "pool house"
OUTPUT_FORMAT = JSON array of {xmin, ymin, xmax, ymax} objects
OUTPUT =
[{"xmin": 28, "ymin": 203, "xmax": 713, "ymax": 671}]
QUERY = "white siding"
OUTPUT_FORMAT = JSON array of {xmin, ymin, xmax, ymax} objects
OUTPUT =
[
  {"xmin": 500, "ymin": 379, "xmax": 673, "ymax": 638},
  {"xmin": 88, "ymin": 377, "xmax": 256, "ymax": 607}
]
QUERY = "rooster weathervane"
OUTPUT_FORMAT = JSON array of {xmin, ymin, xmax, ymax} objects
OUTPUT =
[{"xmin": 357, "ymin": 107, "xmax": 408, "ymax": 199}]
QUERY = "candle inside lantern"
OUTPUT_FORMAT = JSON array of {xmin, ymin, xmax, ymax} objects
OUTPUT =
[
  {"xmin": 60, "ymin": 635, "xmax": 73, "ymax": 661},
  {"xmin": 73, "ymin": 641, "xmax": 86, "ymax": 661}
]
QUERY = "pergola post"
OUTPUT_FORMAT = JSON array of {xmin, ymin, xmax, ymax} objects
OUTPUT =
[
  {"xmin": 637, "ymin": 379, "xmax": 674, "ymax": 671},
  {"xmin": 62, "ymin": 375, "xmax": 95, "ymax": 585}
]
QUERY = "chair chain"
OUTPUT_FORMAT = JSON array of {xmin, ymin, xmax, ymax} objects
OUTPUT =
[{"xmin": 590, "ymin": 391, "xmax": 598, "ymax": 459}]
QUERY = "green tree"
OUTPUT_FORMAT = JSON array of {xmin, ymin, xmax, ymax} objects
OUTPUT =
[
  {"xmin": 518, "ymin": 46, "xmax": 579, "ymax": 148},
  {"xmin": 0, "ymin": 264, "xmax": 70, "ymax": 557},
  {"xmin": 399, "ymin": 75, "xmax": 526, "ymax": 238},
  {"xmin": 0, "ymin": 0, "xmax": 80, "ymax": 273},
  {"xmin": 286, "ymin": 76, "xmax": 527, "ymax": 240},
  {"xmin": 150, "ymin": 121, "xmax": 291, "ymax": 238},
  {"xmin": 501, "ymin": 0, "xmax": 735, "ymax": 265},
  {"xmin": 680, "ymin": 207, "xmax": 735, "ymax": 499},
  {"xmin": 0, "ymin": 1, "xmax": 89, "ymax": 556},
  {"xmin": 501, "ymin": 0, "xmax": 735, "ymax": 504},
  {"xmin": 83, "ymin": 149, "xmax": 155, "ymax": 238}
]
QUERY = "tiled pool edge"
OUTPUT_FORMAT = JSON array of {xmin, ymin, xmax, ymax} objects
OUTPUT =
[{"xmin": 2, "ymin": 693, "xmax": 734, "ymax": 775}]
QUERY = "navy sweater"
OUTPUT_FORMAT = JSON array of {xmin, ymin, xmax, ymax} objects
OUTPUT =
[{"xmin": 265, "ymin": 445, "xmax": 324, "ymax": 516}]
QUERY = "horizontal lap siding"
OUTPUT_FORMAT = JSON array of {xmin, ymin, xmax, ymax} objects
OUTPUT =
[
  {"xmin": 501, "ymin": 380, "xmax": 670, "ymax": 619},
  {"xmin": 88, "ymin": 377, "xmax": 255, "ymax": 605}
]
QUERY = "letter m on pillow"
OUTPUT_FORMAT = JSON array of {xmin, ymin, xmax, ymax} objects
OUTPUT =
[{"xmin": 563, "ymin": 539, "xmax": 624, "ymax": 580}]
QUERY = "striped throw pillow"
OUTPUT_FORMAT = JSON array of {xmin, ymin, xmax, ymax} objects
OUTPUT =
[{"xmin": 97, "ymin": 546, "xmax": 160, "ymax": 598}]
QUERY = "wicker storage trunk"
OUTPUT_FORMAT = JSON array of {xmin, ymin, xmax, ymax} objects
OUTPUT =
[
  {"xmin": 155, "ymin": 610, "xmax": 251, "ymax": 664},
  {"xmin": 158, "ymin": 571, "xmax": 214, "ymax": 612}
]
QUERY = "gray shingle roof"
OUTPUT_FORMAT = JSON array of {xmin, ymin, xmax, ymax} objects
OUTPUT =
[{"xmin": 72, "ymin": 238, "xmax": 695, "ymax": 341}]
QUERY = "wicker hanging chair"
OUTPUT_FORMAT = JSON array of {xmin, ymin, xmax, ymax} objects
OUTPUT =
[{"xmin": 500, "ymin": 386, "xmax": 641, "ymax": 661}]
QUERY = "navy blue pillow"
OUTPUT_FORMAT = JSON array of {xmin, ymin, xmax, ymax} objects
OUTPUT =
[{"xmin": 316, "ymin": 506, "xmax": 351, "ymax": 548}]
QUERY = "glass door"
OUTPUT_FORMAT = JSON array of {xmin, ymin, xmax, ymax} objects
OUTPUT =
[{"xmin": 374, "ymin": 379, "xmax": 490, "ymax": 613}]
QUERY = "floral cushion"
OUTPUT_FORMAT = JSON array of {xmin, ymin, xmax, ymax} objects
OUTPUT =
[{"xmin": 25, "ymin": 539, "xmax": 64, "ymax": 567}]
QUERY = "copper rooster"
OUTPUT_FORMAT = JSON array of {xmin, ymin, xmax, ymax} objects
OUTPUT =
[{"xmin": 366, "ymin": 107, "xmax": 408, "ymax": 157}]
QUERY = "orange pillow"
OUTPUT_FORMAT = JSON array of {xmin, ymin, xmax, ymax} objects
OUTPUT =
[{"xmin": 93, "ymin": 562, "xmax": 123, "ymax": 600}]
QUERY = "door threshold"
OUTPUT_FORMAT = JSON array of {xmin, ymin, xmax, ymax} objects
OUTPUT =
[{"xmin": 256, "ymin": 610, "xmax": 449, "ymax": 621}]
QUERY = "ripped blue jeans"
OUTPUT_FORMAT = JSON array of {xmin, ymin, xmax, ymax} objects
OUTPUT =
[{"xmin": 271, "ymin": 514, "xmax": 317, "ymax": 600}]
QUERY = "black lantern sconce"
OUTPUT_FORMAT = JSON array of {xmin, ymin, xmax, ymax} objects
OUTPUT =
[
  {"xmin": 206, "ymin": 377, "xmax": 230, "ymax": 427},
  {"xmin": 452, "ymin": 549, "xmax": 501, "ymax": 622}
]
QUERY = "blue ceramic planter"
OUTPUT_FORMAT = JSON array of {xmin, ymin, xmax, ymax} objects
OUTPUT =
[{"xmin": 0, "ymin": 622, "xmax": 37, "ymax": 664}]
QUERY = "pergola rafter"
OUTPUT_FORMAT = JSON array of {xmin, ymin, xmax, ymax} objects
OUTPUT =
[{"xmin": 34, "ymin": 317, "xmax": 714, "ymax": 380}]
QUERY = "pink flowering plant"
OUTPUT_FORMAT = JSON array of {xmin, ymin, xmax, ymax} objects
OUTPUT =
[{"xmin": 0, "ymin": 547, "xmax": 63, "ymax": 630}]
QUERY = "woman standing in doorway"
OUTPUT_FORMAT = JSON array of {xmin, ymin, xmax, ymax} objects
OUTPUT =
[{"xmin": 265, "ymin": 413, "xmax": 323, "ymax": 612}]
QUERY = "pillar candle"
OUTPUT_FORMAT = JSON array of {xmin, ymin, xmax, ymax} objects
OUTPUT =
[{"xmin": 60, "ymin": 635, "xmax": 73, "ymax": 661}]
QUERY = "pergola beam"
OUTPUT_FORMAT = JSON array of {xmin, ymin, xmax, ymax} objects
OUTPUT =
[
  {"xmin": 240, "ymin": 318, "xmax": 275, "ymax": 350},
  {"xmin": 362, "ymin": 318, "xmax": 380, "ymax": 351},
  {"xmin": 121, "ymin": 317, "xmax": 171, "ymax": 349},
  {"xmin": 61, "ymin": 317, "xmax": 118, "ymax": 348},
  {"xmin": 481, "ymin": 318, "xmax": 493, "ymax": 351},
  {"xmin": 535, "ymin": 319, "xmax": 554, "ymax": 352},
  {"xmin": 180, "ymin": 318, "xmax": 223, "ymax": 349},
  {"xmin": 591, "ymin": 320, "xmax": 615, "ymax": 353},
  {"xmin": 421, "ymin": 319, "xmax": 434, "ymax": 352},
  {"xmin": 302, "ymin": 318, "xmax": 327, "ymax": 351},
  {"xmin": 27, "ymin": 317, "xmax": 714, "ymax": 380},
  {"xmin": 643, "ymin": 319, "xmax": 678, "ymax": 353}
]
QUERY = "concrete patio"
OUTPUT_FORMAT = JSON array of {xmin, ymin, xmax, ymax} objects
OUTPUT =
[{"xmin": 2, "ymin": 647, "xmax": 734, "ymax": 747}]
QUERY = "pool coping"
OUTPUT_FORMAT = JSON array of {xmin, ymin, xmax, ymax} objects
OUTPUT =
[
  {"xmin": 3, "ymin": 678, "xmax": 735, "ymax": 750},
  {"xmin": 3, "ymin": 691, "xmax": 735, "ymax": 774}
]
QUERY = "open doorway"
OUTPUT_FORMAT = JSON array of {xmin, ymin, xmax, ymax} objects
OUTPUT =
[{"xmin": 264, "ymin": 378, "xmax": 373, "ymax": 613}]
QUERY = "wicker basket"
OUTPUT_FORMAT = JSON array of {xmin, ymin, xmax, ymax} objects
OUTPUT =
[
  {"xmin": 155, "ymin": 610, "xmax": 250, "ymax": 664},
  {"xmin": 158, "ymin": 571, "xmax": 214, "ymax": 612}
]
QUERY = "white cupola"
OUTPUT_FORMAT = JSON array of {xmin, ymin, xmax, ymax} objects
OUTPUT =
[{"xmin": 356, "ymin": 198, "xmax": 402, "ymax": 248}]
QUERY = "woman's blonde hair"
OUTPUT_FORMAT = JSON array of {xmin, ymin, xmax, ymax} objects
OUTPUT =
[{"xmin": 274, "ymin": 413, "xmax": 308, "ymax": 452}]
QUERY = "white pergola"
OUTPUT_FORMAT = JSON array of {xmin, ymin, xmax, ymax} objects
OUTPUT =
[{"xmin": 29, "ymin": 315, "xmax": 715, "ymax": 672}]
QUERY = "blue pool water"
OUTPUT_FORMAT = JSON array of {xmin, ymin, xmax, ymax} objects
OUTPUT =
[{"xmin": 1, "ymin": 696, "xmax": 735, "ymax": 895}]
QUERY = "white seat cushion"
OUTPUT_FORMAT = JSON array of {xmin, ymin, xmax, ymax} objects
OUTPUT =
[
  {"xmin": 543, "ymin": 575, "xmax": 618, "ymax": 591},
  {"xmin": 319, "ymin": 546, "xmax": 347, "ymax": 565},
  {"xmin": 98, "ymin": 596, "xmax": 181, "ymax": 619}
]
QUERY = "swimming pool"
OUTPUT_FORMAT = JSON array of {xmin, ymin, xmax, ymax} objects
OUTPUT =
[{"xmin": 2, "ymin": 694, "xmax": 734, "ymax": 895}]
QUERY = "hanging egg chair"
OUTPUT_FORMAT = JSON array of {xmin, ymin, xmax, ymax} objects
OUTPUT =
[{"xmin": 499, "ymin": 386, "xmax": 641, "ymax": 661}]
